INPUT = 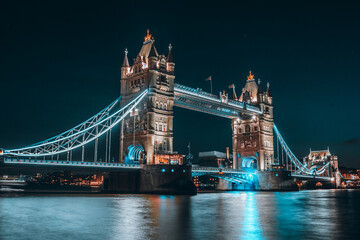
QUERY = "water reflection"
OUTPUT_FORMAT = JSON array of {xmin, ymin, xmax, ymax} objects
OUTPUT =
[
  {"xmin": 242, "ymin": 192, "xmax": 263, "ymax": 239},
  {"xmin": 1, "ymin": 190, "xmax": 360, "ymax": 240}
]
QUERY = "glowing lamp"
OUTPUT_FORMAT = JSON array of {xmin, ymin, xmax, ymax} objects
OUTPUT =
[{"xmin": 0, "ymin": 149, "xmax": 3, "ymax": 155}]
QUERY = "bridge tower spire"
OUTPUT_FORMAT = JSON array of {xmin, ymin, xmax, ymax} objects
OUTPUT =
[
  {"xmin": 121, "ymin": 48, "xmax": 130, "ymax": 78},
  {"xmin": 120, "ymin": 31, "xmax": 176, "ymax": 164}
]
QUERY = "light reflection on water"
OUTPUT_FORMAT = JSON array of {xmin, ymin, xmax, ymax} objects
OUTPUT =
[{"xmin": 1, "ymin": 190, "xmax": 360, "ymax": 240}]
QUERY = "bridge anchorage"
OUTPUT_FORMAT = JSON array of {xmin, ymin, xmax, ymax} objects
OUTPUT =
[{"xmin": 0, "ymin": 30, "xmax": 341, "ymax": 193}]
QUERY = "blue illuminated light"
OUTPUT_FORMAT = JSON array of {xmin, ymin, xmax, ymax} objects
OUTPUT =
[
  {"xmin": 183, "ymin": 170, "xmax": 185, "ymax": 172},
  {"xmin": 126, "ymin": 144, "xmax": 144, "ymax": 164},
  {"xmin": 162, "ymin": 169, "xmax": 165, "ymax": 173},
  {"xmin": 171, "ymin": 169, "xmax": 174, "ymax": 172},
  {"xmin": 276, "ymin": 174, "xmax": 278, "ymax": 176}
]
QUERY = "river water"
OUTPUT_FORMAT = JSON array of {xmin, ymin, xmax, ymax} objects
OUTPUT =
[{"xmin": 1, "ymin": 190, "xmax": 359, "ymax": 240}]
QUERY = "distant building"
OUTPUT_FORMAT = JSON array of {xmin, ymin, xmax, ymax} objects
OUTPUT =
[
  {"xmin": 198, "ymin": 150, "xmax": 233, "ymax": 168},
  {"xmin": 340, "ymin": 168, "xmax": 360, "ymax": 180},
  {"xmin": 302, "ymin": 148, "xmax": 339, "ymax": 179},
  {"xmin": 193, "ymin": 175, "xmax": 219, "ymax": 191}
]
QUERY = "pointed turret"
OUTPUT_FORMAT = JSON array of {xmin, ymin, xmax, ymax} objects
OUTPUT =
[
  {"xmin": 122, "ymin": 48, "xmax": 129, "ymax": 67},
  {"xmin": 121, "ymin": 49, "xmax": 130, "ymax": 78},
  {"xmin": 167, "ymin": 44, "xmax": 174, "ymax": 63},
  {"xmin": 267, "ymin": 82, "xmax": 272, "ymax": 97},
  {"xmin": 239, "ymin": 71, "xmax": 258, "ymax": 103},
  {"xmin": 257, "ymin": 78, "xmax": 263, "ymax": 93},
  {"xmin": 166, "ymin": 44, "xmax": 175, "ymax": 73}
]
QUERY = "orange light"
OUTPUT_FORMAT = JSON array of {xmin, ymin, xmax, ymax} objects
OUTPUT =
[
  {"xmin": 144, "ymin": 29, "xmax": 152, "ymax": 42},
  {"xmin": 219, "ymin": 171, "xmax": 223, "ymax": 175},
  {"xmin": 0, "ymin": 149, "xmax": 3, "ymax": 155},
  {"xmin": 247, "ymin": 71, "xmax": 254, "ymax": 80}
]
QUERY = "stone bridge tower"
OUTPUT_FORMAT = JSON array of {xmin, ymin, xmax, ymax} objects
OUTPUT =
[
  {"xmin": 119, "ymin": 31, "xmax": 175, "ymax": 164},
  {"xmin": 232, "ymin": 72, "xmax": 274, "ymax": 171}
]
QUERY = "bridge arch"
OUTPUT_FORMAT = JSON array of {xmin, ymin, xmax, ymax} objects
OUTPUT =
[
  {"xmin": 241, "ymin": 156, "xmax": 257, "ymax": 170},
  {"xmin": 125, "ymin": 144, "xmax": 145, "ymax": 164}
]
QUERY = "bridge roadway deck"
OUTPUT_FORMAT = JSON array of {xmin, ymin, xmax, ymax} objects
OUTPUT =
[
  {"xmin": 291, "ymin": 174, "xmax": 331, "ymax": 181},
  {"xmin": 1, "ymin": 159, "xmax": 331, "ymax": 182},
  {"xmin": 1, "ymin": 158, "xmax": 140, "ymax": 172},
  {"xmin": 1, "ymin": 158, "xmax": 249, "ymax": 174},
  {"xmin": 174, "ymin": 83, "xmax": 262, "ymax": 119}
]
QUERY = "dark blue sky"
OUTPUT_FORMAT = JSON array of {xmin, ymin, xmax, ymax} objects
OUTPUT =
[{"xmin": 0, "ymin": 1, "xmax": 359, "ymax": 167}]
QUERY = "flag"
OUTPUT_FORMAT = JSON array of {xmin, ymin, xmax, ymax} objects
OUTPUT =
[
  {"xmin": 205, "ymin": 76, "xmax": 212, "ymax": 81},
  {"xmin": 228, "ymin": 84, "xmax": 235, "ymax": 89}
]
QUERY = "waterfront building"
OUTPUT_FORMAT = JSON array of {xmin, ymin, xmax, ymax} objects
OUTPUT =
[
  {"xmin": 198, "ymin": 149, "xmax": 233, "ymax": 168},
  {"xmin": 303, "ymin": 148, "xmax": 339, "ymax": 177}
]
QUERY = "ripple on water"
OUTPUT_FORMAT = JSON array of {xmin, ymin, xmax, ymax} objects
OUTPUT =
[{"xmin": 1, "ymin": 190, "xmax": 360, "ymax": 240}]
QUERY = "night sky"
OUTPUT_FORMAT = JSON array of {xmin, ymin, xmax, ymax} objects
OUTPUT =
[{"xmin": 1, "ymin": 1, "xmax": 359, "ymax": 167}]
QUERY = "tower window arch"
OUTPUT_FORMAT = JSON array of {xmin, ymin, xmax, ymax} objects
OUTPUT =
[{"xmin": 245, "ymin": 125, "xmax": 251, "ymax": 133}]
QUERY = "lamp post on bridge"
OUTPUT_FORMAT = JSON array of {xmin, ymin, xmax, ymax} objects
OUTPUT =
[{"xmin": 130, "ymin": 108, "xmax": 139, "ymax": 148}]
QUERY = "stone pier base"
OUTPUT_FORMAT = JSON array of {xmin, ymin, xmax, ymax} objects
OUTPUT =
[{"xmin": 255, "ymin": 171, "xmax": 299, "ymax": 191}]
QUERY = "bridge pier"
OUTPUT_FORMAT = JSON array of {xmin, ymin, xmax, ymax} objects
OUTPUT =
[
  {"xmin": 215, "ymin": 178, "xmax": 255, "ymax": 191},
  {"xmin": 255, "ymin": 171, "xmax": 299, "ymax": 191},
  {"xmin": 104, "ymin": 164, "xmax": 196, "ymax": 194}
]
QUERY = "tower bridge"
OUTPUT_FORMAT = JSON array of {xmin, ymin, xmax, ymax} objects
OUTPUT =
[{"xmin": 0, "ymin": 31, "xmax": 341, "ymax": 193}]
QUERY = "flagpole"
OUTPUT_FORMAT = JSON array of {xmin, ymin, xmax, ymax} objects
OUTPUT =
[{"xmin": 205, "ymin": 75, "xmax": 213, "ymax": 94}]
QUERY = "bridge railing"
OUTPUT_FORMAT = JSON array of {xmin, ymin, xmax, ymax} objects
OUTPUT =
[
  {"xmin": 174, "ymin": 83, "xmax": 220, "ymax": 101},
  {"xmin": 192, "ymin": 166, "xmax": 249, "ymax": 174},
  {"xmin": 3, "ymin": 158, "xmax": 140, "ymax": 169}
]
